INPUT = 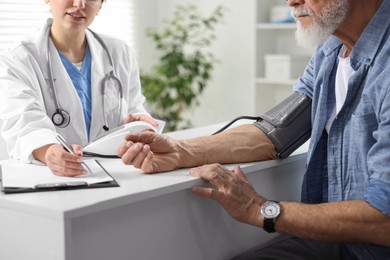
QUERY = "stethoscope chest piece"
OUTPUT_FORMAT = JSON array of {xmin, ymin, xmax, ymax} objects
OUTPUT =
[{"xmin": 52, "ymin": 109, "xmax": 70, "ymax": 128}]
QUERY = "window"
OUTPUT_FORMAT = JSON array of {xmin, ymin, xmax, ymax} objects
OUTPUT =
[
  {"xmin": 0, "ymin": 0, "xmax": 48, "ymax": 51},
  {"xmin": 0, "ymin": 0, "xmax": 137, "ymax": 52},
  {"xmin": 91, "ymin": 0, "xmax": 137, "ymax": 50}
]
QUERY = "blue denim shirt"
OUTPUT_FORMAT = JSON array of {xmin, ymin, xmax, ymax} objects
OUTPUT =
[{"xmin": 293, "ymin": 0, "xmax": 390, "ymax": 258}]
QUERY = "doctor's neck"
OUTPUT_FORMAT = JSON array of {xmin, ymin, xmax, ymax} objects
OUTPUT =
[{"xmin": 50, "ymin": 26, "xmax": 87, "ymax": 63}]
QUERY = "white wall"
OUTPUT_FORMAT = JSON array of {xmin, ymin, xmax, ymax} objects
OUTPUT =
[
  {"xmin": 0, "ymin": 121, "xmax": 8, "ymax": 160},
  {"xmin": 136, "ymin": 0, "xmax": 257, "ymax": 128}
]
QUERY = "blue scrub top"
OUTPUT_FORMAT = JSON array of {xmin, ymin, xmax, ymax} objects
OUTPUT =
[{"xmin": 58, "ymin": 45, "xmax": 92, "ymax": 140}]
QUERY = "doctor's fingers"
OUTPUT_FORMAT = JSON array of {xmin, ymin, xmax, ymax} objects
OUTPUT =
[
  {"xmin": 71, "ymin": 144, "xmax": 83, "ymax": 156},
  {"xmin": 46, "ymin": 158, "xmax": 85, "ymax": 177},
  {"xmin": 46, "ymin": 145, "xmax": 85, "ymax": 176},
  {"xmin": 46, "ymin": 144, "xmax": 81, "ymax": 163},
  {"xmin": 123, "ymin": 114, "xmax": 158, "ymax": 127}
]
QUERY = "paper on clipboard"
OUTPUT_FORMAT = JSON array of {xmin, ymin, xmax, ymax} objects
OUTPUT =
[{"xmin": 1, "ymin": 159, "xmax": 114, "ymax": 189}]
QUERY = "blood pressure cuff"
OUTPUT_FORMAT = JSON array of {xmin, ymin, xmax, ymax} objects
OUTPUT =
[{"xmin": 254, "ymin": 92, "xmax": 312, "ymax": 159}]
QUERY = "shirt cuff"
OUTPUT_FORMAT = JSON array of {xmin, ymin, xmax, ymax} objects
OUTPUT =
[{"xmin": 365, "ymin": 179, "xmax": 390, "ymax": 217}]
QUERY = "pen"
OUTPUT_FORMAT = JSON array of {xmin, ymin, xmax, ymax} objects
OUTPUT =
[{"xmin": 56, "ymin": 135, "xmax": 92, "ymax": 175}]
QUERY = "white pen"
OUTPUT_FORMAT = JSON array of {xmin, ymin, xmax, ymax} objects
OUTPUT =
[{"xmin": 56, "ymin": 135, "xmax": 92, "ymax": 175}]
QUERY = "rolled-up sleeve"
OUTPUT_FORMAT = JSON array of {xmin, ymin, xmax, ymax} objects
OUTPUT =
[
  {"xmin": 365, "ymin": 179, "xmax": 390, "ymax": 217},
  {"xmin": 365, "ymin": 70, "xmax": 390, "ymax": 218}
]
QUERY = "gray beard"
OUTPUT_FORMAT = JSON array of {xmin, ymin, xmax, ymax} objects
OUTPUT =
[{"xmin": 294, "ymin": 0, "xmax": 349, "ymax": 49}]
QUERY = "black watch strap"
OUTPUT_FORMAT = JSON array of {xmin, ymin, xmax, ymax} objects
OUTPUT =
[
  {"xmin": 263, "ymin": 218, "xmax": 276, "ymax": 233},
  {"xmin": 261, "ymin": 200, "xmax": 280, "ymax": 233}
]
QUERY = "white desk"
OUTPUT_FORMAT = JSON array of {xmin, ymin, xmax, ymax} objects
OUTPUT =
[{"xmin": 0, "ymin": 123, "xmax": 308, "ymax": 260}]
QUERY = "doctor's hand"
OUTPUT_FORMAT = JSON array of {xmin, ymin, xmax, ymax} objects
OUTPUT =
[
  {"xmin": 190, "ymin": 164, "xmax": 264, "ymax": 228},
  {"xmin": 117, "ymin": 132, "xmax": 182, "ymax": 173},
  {"xmin": 33, "ymin": 144, "xmax": 86, "ymax": 177},
  {"xmin": 122, "ymin": 114, "xmax": 158, "ymax": 127}
]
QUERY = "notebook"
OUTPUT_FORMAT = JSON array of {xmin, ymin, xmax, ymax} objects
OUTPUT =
[{"xmin": 83, "ymin": 120, "xmax": 165, "ymax": 156}]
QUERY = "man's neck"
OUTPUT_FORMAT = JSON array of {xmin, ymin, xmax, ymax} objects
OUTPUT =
[{"xmin": 333, "ymin": 0, "xmax": 383, "ymax": 52}]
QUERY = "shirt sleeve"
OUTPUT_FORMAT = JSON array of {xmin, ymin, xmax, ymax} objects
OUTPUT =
[
  {"xmin": 365, "ymin": 69, "xmax": 390, "ymax": 217},
  {"xmin": 365, "ymin": 179, "xmax": 390, "ymax": 217},
  {"xmin": 293, "ymin": 53, "xmax": 316, "ymax": 99}
]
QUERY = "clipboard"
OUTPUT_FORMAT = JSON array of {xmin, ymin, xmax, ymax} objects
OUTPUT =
[{"xmin": 0, "ymin": 160, "xmax": 119, "ymax": 194}]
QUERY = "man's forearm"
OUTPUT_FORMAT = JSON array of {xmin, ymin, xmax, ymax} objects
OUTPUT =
[
  {"xmin": 276, "ymin": 200, "xmax": 390, "ymax": 246},
  {"xmin": 177, "ymin": 124, "xmax": 277, "ymax": 168}
]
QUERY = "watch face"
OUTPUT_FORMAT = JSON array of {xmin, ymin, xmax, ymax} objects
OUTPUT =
[{"xmin": 261, "ymin": 201, "xmax": 280, "ymax": 218}]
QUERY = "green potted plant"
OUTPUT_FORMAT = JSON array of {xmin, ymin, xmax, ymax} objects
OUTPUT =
[{"xmin": 141, "ymin": 4, "xmax": 225, "ymax": 131}]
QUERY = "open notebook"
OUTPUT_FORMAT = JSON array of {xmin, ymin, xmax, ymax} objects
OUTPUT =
[
  {"xmin": 83, "ymin": 119, "xmax": 165, "ymax": 157},
  {"xmin": 0, "ymin": 159, "xmax": 118, "ymax": 194}
]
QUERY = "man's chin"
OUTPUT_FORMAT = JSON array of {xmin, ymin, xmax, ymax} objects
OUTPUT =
[{"xmin": 295, "ymin": 23, "xmax": 328, "ymax": 50}]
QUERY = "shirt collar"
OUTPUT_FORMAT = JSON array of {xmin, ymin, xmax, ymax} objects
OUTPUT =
[
  {"xmin": 321, "ymin": 0, "xmax": 390, "ymax": 70},
  {"xmin": 350, "ymin": 0, "xmax": 390, "ymax": 70}
]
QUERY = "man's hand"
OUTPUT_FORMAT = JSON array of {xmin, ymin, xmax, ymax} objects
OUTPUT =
[
  {"xmin": 190, "ymin": 164, "xmax": 265, "ymax": 227},
  {"xmin": 33, "ymin": 143, "xmax": 86, "ymax": 177},
  {"xmin": 117, "ymin": 132, "xmax": 182, "ymax": 173}
]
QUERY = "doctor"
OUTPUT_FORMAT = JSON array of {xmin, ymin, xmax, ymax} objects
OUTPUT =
[{"xmin": 0, "ymin": 0, "xmax": 157, "ymax": 176}]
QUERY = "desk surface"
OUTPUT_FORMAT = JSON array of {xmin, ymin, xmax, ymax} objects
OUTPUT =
[{"xmin": 0, "ymin": 122, "xmax": 308, "ymax": 220}]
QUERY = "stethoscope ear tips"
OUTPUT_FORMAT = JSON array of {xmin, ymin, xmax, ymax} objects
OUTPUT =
[
  {"xmin": 52, "ymin": 110, "xmax": 70, "ymax": 128},
  {"xmin": 103, "ymin": 125, "xmax": 109, "ymax": 131}
]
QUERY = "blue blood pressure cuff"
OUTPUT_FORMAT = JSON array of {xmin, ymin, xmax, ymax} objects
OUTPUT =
[{"xmin": 254, "ymin": 92, "xmax": 312, "ymax": 159}]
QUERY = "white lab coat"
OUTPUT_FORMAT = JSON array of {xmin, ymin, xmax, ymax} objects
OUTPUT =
[{"xmin": 0, "ymin": 18, "xmax": 149, "ymax": 163}]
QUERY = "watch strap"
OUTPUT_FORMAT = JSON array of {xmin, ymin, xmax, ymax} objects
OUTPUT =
[
  {"xmin": 261, "ymin": 200, "xmax": 280, "ymax": 233},
  {"xmin": 263, "ymin": 218, "xmax": 276, "ymax": 233}
]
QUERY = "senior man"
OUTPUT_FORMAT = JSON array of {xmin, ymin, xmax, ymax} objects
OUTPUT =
[{"xmin": 118, "ymin": 0, "xmax": 390, "ymax": 258}]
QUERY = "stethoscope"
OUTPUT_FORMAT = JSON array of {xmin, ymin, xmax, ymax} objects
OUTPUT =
[{"xmin": 47, "ymin": 28, "xmax": 123, "ymax": 131}]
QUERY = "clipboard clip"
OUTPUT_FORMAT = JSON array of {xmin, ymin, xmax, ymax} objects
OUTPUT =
[{"xmin": 35, "ymin": 181, "xmax": 88, "ymax": 189}]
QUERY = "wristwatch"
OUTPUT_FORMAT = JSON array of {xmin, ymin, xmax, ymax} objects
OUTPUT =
[{"xmin": 260, "ymin": 200, "xmax": 281, "ymax": 233}]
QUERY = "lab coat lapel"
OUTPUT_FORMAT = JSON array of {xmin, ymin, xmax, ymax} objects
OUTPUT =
[
  {"xmin": 35, "ymin": 19, "xmax": 51, "ymax": 81},
  {"xmin": 86, "ymin": 30, "xmax": 109, "ymax": 142},
  {"xmin": 34, "ymin": 18, "xmax": 87, "ymax": 145},
  {"xmin": 34, "ymin": 19, "xmax": 53, "ymax": 109}
]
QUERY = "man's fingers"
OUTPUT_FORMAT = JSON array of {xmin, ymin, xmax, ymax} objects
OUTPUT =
[
  {"xmin": 141, "ymin": 151, "xmax": 155, "ymax": 173},
  {"xmin": 192, "ymin": 186, "xmax": 220, "ymax": 201},
  {"xmin": 117, "ymin": 141, "xmax": 133, "ymax": 157},
  {"xmin": 233, "ymin": 165, "xmax": 250, "ymax": 183},
  {"xmin": 124, "ymin": 132, "xmax": 154, "ymax": 143},
  {"xmin": 131, "ymin": 144, "xmax": 150, "ymax": 168},
  {"xmin": 121, "ymin": 142, "xmax": 147, "ymax": 166},
  {"xmin": 189, "ymin": 164, "xmax": 228, "ymax": 187}
]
